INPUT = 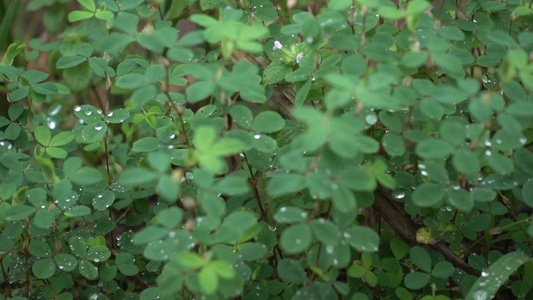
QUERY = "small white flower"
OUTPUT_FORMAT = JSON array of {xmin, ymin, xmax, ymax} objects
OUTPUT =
[
  {"xmin": 272, "ymin": 40, "xmax": 283, "ymax": 50},
  {"xmin": 296, "ymin": 52, "xmax": 304, "ymax": 64}
]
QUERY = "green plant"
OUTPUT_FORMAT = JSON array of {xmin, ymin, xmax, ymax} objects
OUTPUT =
[{"xmin": 1, "ymin": 0, "xmax": 533, "ymax": 299}]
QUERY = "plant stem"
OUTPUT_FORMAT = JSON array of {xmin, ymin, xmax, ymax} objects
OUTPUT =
[{"xmin": 242, "ymin": 152, "xmax": 268, "ymax": 221}]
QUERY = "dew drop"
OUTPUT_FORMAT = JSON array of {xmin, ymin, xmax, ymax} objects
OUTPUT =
[
  {"xmin": 74, "ymin": 106, "xmax": 81, "ymax": 112},
  {"xmin": 254, "ymin": 134, "xmax": 261, "ymax": 139},
  {"xmin": 365, "ymin": 113, "xmax": 377, "ymax": 125},
  {"xmin": 393, "ymin": 190, "xmax": 405, "ymax": 199},
  {"xmin": 95, "ymin": 125, "xmax": 103, "ymax": 131}
]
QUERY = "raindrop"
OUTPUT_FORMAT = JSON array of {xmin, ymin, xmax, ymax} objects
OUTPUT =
[
  {"xmin": 519, "ymin": 137, "xmax": 526, "ymax": 144},
  {"xmin": 74, "ymin": 106, "xmax": 81, "ymax": 112},
  {"xmin": 365, "ymin": 113, "xmax": 377, "ymax": 125},
  {"xmin": 473, "ymin": 289, "xmax": 487, "ymax": 300},
  {"xmin": 96, "ymin": 109, "xmax": 102, "ymax": 114},
  {"xmin": 49, "ymin": 105, "xmax": 61, "ymax": 116},
  {"xmin": 106, "ymin": 112, "xmax": 113, "ymax": 117},
  {"xmin": 85, "ymin": 110, "xmax": 92, "ymax": 116},
  {"xmin": 393, "ymin": 190, "xmax": 405, "ymax": 199},
  {"xmin": 47, "ymin": 118, "xmax": 57, "ymax": 130},
  {"xmin": 481, "ymin": 270, "xmax": 490, "ymax": 277},
  {"xmin": 95, "ymin": 125, "xmax": 103, "ymax": 131},
  {"xmin": 254, "ymin": 134, "xmax": 261, "ymax": 139}
]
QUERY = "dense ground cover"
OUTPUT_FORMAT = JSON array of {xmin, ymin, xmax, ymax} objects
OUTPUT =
[{"xmin": 0, "ymin": 0, "xmax": 532, "ymax": 299}]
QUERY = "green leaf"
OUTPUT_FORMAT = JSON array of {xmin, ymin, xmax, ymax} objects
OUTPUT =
[
  {"xmin": 12, "ymin": 186, "xmax": 28, "ymax": 205},
  {"xmin": 92, "ymin": 190, "xmax": 115, "ymax": 211},
  {"xmin": 49, "ymin": 131, "xmax": 75, "ymax": 147},
  {"xmin": 119, "ymin": 168, "xmax": 157, "ymax": 186},
  {"xmin": 267, "ymin": 173, "xmax": 306, "ymax": 197},
  {"xmin": 410, "ymin": 246, "xmax": 432, "ymax": 272},
  {"xmin": 404, "ymin": 272, "xmax": 430, "ymax": 290},
  {"xmin": 437, "ymin": 25, "xmax": 465, "ymax": 41},
  {"xmin": 95, "ymin": 10, "xmax": 114, "ymax": 21},
  {"xmin": 344, "ymin": 226, "xmax": 379, "ymax": 252},
  {"xmin": 134, "ymin": 225, "xmax": 169, "ymax": 244},
  {"xmin": 176, "ymin": 252, "xmax": 206, "ymax": 268},
  {"xmin": 212, "ymin": 174, "xmax": 250, "ymax": 196},
  {"xmin": 432, "ymin": 261, "xmax": 455, "ymax": 279},
  {"xmin": 132, "ymin": 137, "xmax": 164, "ymax": 152},
  {"xmin": 86, "ymin": 245, "xmax": 111, "ymax": 263},
  {"xmin": 32, "ymin": 258, "xmax": 56, "ymax": 279},
  {"xmin": 77, "ymin": 0, "xmax": 95, "ymax": 12},
  {"xmin": 156, "ymin": 207, "xmax": 183, "ymax": 228},
  {"xmin": 252, "ymin": 111, "xmax": 285, "ymax": 133},
  {"xmin": 280, "ymin": 223, "xmax": 312, "ymax": 254},
  {"xmin": 237, "ymin": 243, "xmax": 268, "ymax": 261},
  {"xmin": 412, "ymin": 183, "xmax": 445, "ymax": 207},
  {"xmin": 116, "ymin": 73, "xmax": 148, "ymax": 89},
  {"xmin": 390, "ymin": 238, "xmax": 409, "ymax": 260},
  {"xmin": 46, "ymin": 147, "xmax": 68, "ymax": 159},
  {"xmin": 34, "ymin": 209, "xmax": 54, "ymax": 229},
  {"xmin": 158, "ymin": 175, "xmax": 179, "ymax": 202},
  {"xmin": 186, "ymin": 81, "xmax": 215, "ymax": 103},
  {"xmin": 4, "ymin": 205, "xmax": 35, "ymax": 221},
  {"xmin": 465, "ymin": 252, "xmax": 532, "ymax": 300},
  {"xmin": 453, "ymin": 149, "xmax": 480, "ymax": 174},
  {"xmin": 54, "ymin": 254, "xmax": 78, "ymax": 272},
  {"xmin": 278, "ymin": 258, "xmax": 307, "ymax": 284},
  {"xmin": 406, "ymin": 0, "xmax": 430, "ymax": 15},
  {"xmin": 211, "ymin": 139, "xmax": 246, "ymax": 156},
  {"xmin": 68, "ymin": 10, "xmax": 94, "ymax": 22},
  {"xmin": 70, "ymin": 167, "xmax": 102, "ymax": 185},
  {"xmin": 56, "ymin": 55, "xmax": 86, "ymax": 69},
  {"xmin": 522, "ymin": 180, "xmax": 533, "ymax": 207},
  {"xmin": 328, "ymin": 0, "xmax": 351, "ymax": 10},
  {"xmin": 274, "ymin": 206, "xmax": 308, "ymax": 223},
  {"xmin": 338, "ymin": 166, "xmax": 376, "ymax": 191},
  {"xmin": 212, "ymin": 260, "xmax": 236, "ymax": 280},
  {"xmin": 416, "ymin": 138, "xmax": 453, "ymax": 159},
  {"xmin": 105, "ymin": 109, "xmax": 130, "ymax": 123},
  {"xmin": 11, "ymin": 86, "xmax": 30, "ymax": 101},
  {"xmin": 199, "ymin": 265, "xmax": 218, "ymax": 295},
  {"xmin": 230, "ymin": 105, "xmax": 253, "ymax": 129},
  {"xmin": 332, "ymin": 186, "xmax": 357, "ymax": 213},
  {"xmin": 79, "ymin": 260, "xmax": 99, "ymax": 280},
  {"xmin": 64, "ymin": 205, "xmax": 91, "ymax": 217},
  {"xmin": 447, "ymin": 188, "xmax": 474, "ymax": 211},
  {"xmin": 310, "ymin": 219, "xmax": 340, "ymax": 246},
  {"xmin": 33, "ymin": 82, "xmax": 58, "ymax": 95},
  {"xmin": 401, "ymin": 51, "xmax": 428, "ymax": 68},
  {"xmin": 515, "ymin": 148, "xmax": 533, "ymax": 174},
  {"xmin": 190, "ymin": 14, "xmax": 218, "ymax": 27},
  {"xmin": 382, "ymin": 132, "xmax": 406, "ymax": 156}
]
